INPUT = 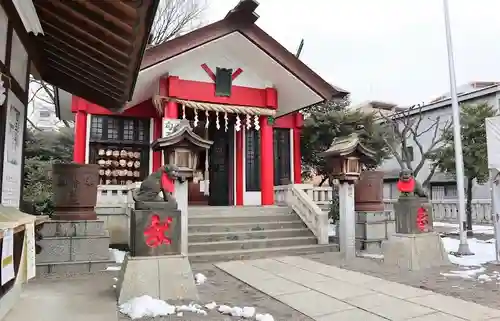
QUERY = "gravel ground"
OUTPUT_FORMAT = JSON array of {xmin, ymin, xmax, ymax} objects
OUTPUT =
[
  {"xmin": 117, "ymin": 263, "xmax": 312, "ymax": 321},
  {"xmin": 304, "ymin": 248, "xmax": 500, "ymax": 310}
]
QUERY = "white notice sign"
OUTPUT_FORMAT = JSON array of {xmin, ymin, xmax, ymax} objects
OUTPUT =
[
  {"xmin": 25, "ymin": 223, "xmax": 36, "ymax": 280},
  {"xmin": 1, "ymin": 228, "xmax": 15, "ymax": 285}
]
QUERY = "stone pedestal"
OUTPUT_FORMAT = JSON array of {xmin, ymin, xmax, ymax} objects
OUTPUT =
[
  {"xmin": 130, "ymin": 202, "xmax": 181, "ymax": 257},
  {"xmin": 339, "ymin": 182, "xmax": 356, "ymax": 259},
  {"xmin": 116, "ymin": 255, "xmax": 198, "ymax": 304},
  {"xmin": 384, "ymin": 196, "xmax": 449, "ymax": 270},
  {"xmin": 174, "ymin": 180, "xmax": 188, "ymax": 255},
  {"xmin": 383, "ymin": 233, "xmax": 450, "ymax": 270},
  {"xmin": 394, "ymin": 196, "xmax": 433, "ymax": 234}
]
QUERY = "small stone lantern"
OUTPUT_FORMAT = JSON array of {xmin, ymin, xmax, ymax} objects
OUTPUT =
[
  {"xmin": 321, "ymin": 133, "xmax": 376, "ymax": 183},
  {"xmin": 151, "ymin": 120, "xmax": 213, "ymax": 181},
  {"xmin": 321, "ymin": 133, "xmax": 376, "ymax": 259}
]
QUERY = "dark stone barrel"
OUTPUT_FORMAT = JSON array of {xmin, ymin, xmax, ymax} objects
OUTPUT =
[
  {"xmin": 394, "ymin": 196, "xmax": 434, "ymax": 234},
  {"xmin": 52, "ymin": 164, "xmax": 100, "ymax": 220},
  {"xmin": 354, "ymin": 170, "xmax": 384, "ymax": 212}
]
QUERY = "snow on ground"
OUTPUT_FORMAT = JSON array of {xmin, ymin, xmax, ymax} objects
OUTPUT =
[
  {"xmin": 119, "ymin": 295, "xmax": 273, "ymax": 320},
  {"xmin": 109, "ymin": 248, "xmax": 127, "ymax": 264},
  {"xmin": 194, "ymin": 273, "xmax": 207, "ymax": 285},
  {"xmin": 441, "ymin": 237, "xmax": 496, "ymax": 266},
  {"xmin": 434, "ymin": 222, "xmax": 495, "ymax": 235},
  {"xmin": 328, "ymin": 223, "xmax": 336, "ymax": 237}
]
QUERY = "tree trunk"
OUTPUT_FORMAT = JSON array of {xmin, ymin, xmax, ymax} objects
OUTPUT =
[{"xmin": 466, "ymin": 178, "xmax": 474, "ymax": 237}]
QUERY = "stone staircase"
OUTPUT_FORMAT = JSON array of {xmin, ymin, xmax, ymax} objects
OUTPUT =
[
  {"xmin": 188, "ymin": 206, "xmax": 338, "ymax": 263},
  {"xmin": 36, "ymin": 220, "xmax": 115, "ymax": 275}
]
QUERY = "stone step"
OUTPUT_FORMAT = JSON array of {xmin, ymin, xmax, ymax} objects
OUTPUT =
[
  {"xmin": 189, "ymin": 206, "xmax": 292, "ymax": 216},
  {"xmin": 189, "ymin": 244, "xmax": 339, "ymax": 263},
  {"xmin": 36, "ymin": 259, "xmax": 115, "ymax": 276},
  {"xmin": 189, "ymin": 213, "xmax": 300, "ymax": 225},
  {"xmin": 40, "ymin": 220, "xmax": 106, "ymax": 237},
  {"xmin": 188, "ymin": 220, "xmax": 307, "ymax": 233},
  {"xmin": 37, "ymin": 234, "xmax": 111, "ymax": 264},
  {"xmin": 188, "ymin": 228, "xmax": 313, "ymax": 242},
  {"xmin": 188, "ymin": 236, "xmax": 317, "ymax": 253}
]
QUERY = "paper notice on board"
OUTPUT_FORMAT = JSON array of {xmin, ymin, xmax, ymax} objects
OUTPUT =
[
  {"xmin": 1, "ymin": 228, "xmax": 15, "ymax": 285},
  {"xmin": 25, "ymin": 223, "xmax": 36, "ymax": 280}
]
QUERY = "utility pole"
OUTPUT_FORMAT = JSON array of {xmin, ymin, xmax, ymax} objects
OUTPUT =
[{"xmin": 442, "ymin": 0, "xmax": 472, "ymax": 255}]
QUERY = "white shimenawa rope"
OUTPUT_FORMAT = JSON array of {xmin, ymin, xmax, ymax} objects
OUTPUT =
[{"xmin": 153, "ymin": 95, "xmax": 276, "ymax": 117}]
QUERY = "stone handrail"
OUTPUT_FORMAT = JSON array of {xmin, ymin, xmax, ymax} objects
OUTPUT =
[
  {"xmin": 300, "ymin": 186, "xmax": 334, "ymax": 205},
  {"xmin": 274, "ymin": 184, "xmax": 329, "ymax": 244},
  {"xmin": 384, "ymin": 198, "xmax": 492, "ymax": 224}
]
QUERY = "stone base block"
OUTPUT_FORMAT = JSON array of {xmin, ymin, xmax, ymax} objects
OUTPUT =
[
  {"xmin": 116, "ymin": 254, "xmax": 198, "ymax": 305},
  {"xmin": 382, "ymin": 232, "xmax": 451, "ymax": 271}
]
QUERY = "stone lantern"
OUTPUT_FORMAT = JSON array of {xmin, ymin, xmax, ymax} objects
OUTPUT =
[
  {"xmin": 321, "ymin": 133, "xmax": 376, "ymax": 259},
  {"xmin": 151, "ymin": 119, "xmax": 213, "ymax": 181}
]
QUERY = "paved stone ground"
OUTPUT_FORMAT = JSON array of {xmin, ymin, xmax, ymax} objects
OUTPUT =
[
  {"xmin": 217, "ymin": 256, "xmax": 500, "ymax": 320},
  {"xmin": 305, "ymin": 251, "xmax": 500, "ymax": 310}
]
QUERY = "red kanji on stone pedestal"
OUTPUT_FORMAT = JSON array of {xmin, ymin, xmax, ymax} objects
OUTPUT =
[
  {"xmin": 416, "ymin": 207, "xmax": 429, "ymax": 232},
  {"xmin": 143, "ymin": 214, "xmax": 173, "ymax": 248}
]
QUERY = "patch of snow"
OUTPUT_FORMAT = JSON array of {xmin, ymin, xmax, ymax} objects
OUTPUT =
[
  {"xmin": 113, "ymin": 277, "xmax": 118, "ymax": 282},
  {"xmin": 434, "ymin": 222, "xmax": 495, "ymax": 235},
  {"xmin": 442, "ymin": 237, "xmax": 496, "ymax": 266},
  {"xmin": 328, "ymin": 223, "xmax": 336, "ymax": 237},
  {"xmin": 256, "ymin": 313, "xmax": 275, "ymax": 321},
  {"xmin": 218, "ymin": 305, "xmax": 233, "ymax": 314},
  {"xmin": 176, "ymin": 303, "xmax": 207, "ymax": 315},
  {"xmin": 119, "ymin": 295, "xmax": 176, "ymax": 319},
  {"xmin": 205, "ymin": 302, "xmax": 217, "ymax": 310},
  {"xmin": 176, "ymin": 312, "xmax": 183, "ymax": 316},
  {"xmin": 109, "ymin": 248, "xmax": 127, "ymax": 264},
  {"xmin": 358, "ymin": 252, "xmax": 384, "ymax": 259},
  {"xmin": 106, "ymin": 266, "xmax": 121, "ymax": 271},
  {"xmin": 216, "ymin": 305, "xmax": 255, "ymax": 318},
  {"xmin": 194, "ymin": 272, "xmax": 207, "ymax": 285},
  {"xmin": 440, "ymin": 267, "xmax": 485, "ymax": 279}
]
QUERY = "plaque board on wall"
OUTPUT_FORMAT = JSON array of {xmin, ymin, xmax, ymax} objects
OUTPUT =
[
  {"xmin": 0, "ymin": 6, "xmax": 7, "ymax": 64},
  {"xmin": 1, "ymin": 91, "xmax": 25, "ymax": 208},
  {"xmin": 9, "ymin": 31, "xmax": 28, "ymax": 91}
]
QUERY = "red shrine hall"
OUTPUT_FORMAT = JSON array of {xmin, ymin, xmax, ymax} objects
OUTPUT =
[{"xmin": 69, "ymin": 0, "xmax": 347, "ymax": 206}]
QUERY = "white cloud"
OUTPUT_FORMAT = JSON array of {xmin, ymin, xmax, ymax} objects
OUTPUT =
[{"xmin": 205, "ymin": 0, "xmax": 500, "ymax": 105}]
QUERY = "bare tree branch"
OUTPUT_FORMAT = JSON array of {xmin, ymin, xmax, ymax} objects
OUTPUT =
[
  {"xmin": 379, "ymin": 104, "xmax": 450, "ymax": 180},
  {"xmin": 149, "ymin": 0, "xmax": 207, "ymax": 46}
]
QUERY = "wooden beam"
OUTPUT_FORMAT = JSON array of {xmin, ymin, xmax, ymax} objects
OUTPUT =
[
  {"xmin": 41, "ymin": 21, "xmax": 129, "ymax": 70},
  {"xmin": 43, "ymin": 46, "xmax": 127, "ymax": 85},
  {"xmin": 34, "ymin": 1, "xmax": 131, "ymax": 51},
  {"xmin": 44, "ymin": 50, "xmax": 125, "ymax": 93},
  {"xmin": 77, "ymin": 0, "xmax": 137, "ymax": 24},
  {"xmin": 55, "ymin": 0, "xmax": 134, "ymax": 35},
  {"xmin": 45, "ymin": 61, "xmax": 124, "ymax": 100},
  {"xmin": 41, "ymin": 39, "xmax": 129, "ymax": 80},
  {"xmin": 43, "ymin": 71, "xmax": 124, "ymax": 111},
  {"xmin": 36, "ymin": 5, "xmax": 131, "ymax": 61}
]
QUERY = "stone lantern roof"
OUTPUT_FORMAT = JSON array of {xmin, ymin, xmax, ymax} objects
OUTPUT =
[
  {"xmin": 320, "ymin": 133, "xmax": 376, "ymax": 160},
  {"xmin": 151, "ymin": 120, "xmax": 213, "ymax": 151}
]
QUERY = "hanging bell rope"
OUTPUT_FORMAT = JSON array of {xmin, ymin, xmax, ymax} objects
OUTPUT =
[{"xmin": 152, "ymin": 95, "xmax": 276, "ymax": 117}]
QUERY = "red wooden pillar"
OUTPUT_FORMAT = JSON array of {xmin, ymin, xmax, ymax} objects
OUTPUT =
[
  {"xmin": 260, "ymin": 116, "xmax": 274, "ymax": 205},
  {"xmin": 235, "ymin": 129, "xmax": 244, "ymax": 205},
  {"xmin": 73, "ymin": 110, "xmax": 87, "ymax": 163},
  {"xmin": 161, "ymin": 100, "xmax": 179, "ymax": 192}
]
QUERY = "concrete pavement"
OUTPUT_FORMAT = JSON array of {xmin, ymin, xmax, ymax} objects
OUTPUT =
[{"xmin": 216, "ymin": 256, "xmax": 500, "ymax": 321}]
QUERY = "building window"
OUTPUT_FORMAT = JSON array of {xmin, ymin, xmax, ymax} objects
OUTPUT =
[
  {"xmin": 89, "ymin": 115, "xmax": 150, "ymax": 185},
  {"xmin": 403, "ymin": 146, "xmax": 414, "ymax": 162},
  {"xmin": 245, "ymin": 129, "xmax": 260, "ymax": 191}
]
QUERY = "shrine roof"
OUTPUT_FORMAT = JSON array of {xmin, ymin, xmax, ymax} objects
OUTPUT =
[
  {"xmin": 22, "ymin": 0, "xmax": 159, "ymax": 110},
  {"xmin": 132, "ymin": 0, "xmax": 349, "ymax": 117}
]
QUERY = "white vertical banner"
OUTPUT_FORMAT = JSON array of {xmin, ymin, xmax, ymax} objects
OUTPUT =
[
  {"xmin": 1, "ymin": 228, "xmax": 15, "ymax": 285},
  {"xmin": 25, "ymin": 223, "xmax": 36, "ymax": 280}
]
